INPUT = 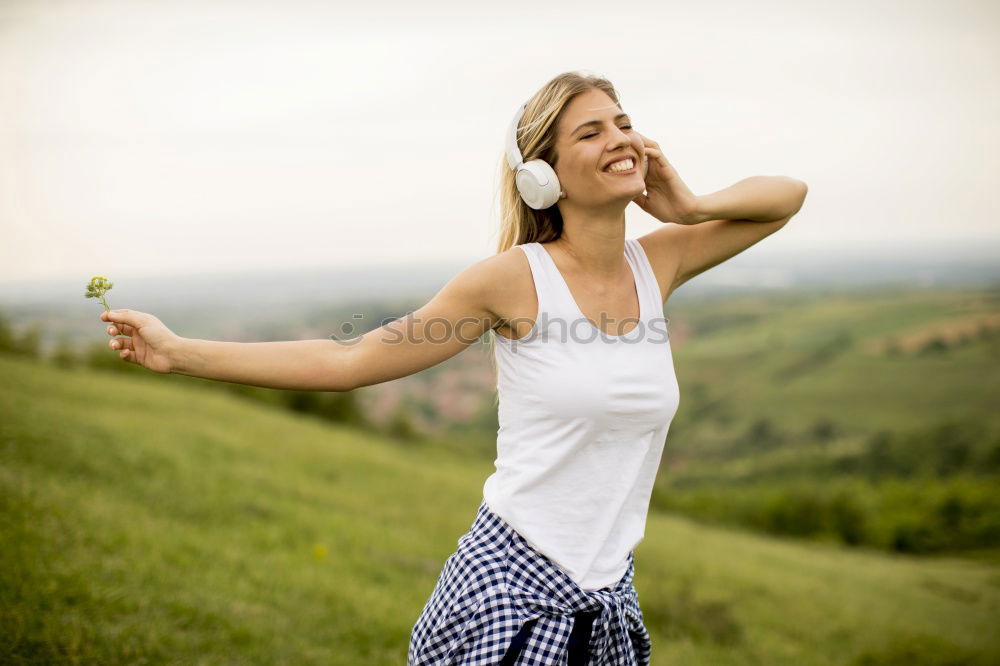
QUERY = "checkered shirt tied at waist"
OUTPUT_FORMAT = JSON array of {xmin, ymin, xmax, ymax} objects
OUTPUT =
[{"xmin": 408, "ymin": 499, "xmax": 652, "ymax": 665}]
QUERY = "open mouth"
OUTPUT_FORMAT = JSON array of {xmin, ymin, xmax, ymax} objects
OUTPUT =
[{"xmin": 603, "ymin": 157, "xmax": 637, "ymax": 175}]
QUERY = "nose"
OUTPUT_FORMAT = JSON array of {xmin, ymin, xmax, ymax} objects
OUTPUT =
[{"xmin": 607, "ymin": 125, "xmax": 632, "ymax": 153}]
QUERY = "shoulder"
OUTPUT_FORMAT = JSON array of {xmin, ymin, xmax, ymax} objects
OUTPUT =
[
  {"xmin": 637, "ymin": 226, "xmax": 690, "ymax": 264},
  {"xmin": 636, "ymin": 228, "xmax": 691, "ymax": 303},
  {"xmin": 443, "ymin": 245, "xmax": 531, "ymax": 326}
]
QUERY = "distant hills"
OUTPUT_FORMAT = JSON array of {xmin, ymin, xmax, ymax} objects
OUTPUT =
[{"xmin": 2, "ymin": 236, "xmax": 998, "ymax": 310}]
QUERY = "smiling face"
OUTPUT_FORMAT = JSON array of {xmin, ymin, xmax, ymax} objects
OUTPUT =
[{"xmin": 552, "ymin": 87, "xmax": 647, "ymax": 209}]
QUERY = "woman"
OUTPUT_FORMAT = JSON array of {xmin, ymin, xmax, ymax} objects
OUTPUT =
[{"xmin": 100, "ymin": 71, "xmax": 807, "ymax": 664}]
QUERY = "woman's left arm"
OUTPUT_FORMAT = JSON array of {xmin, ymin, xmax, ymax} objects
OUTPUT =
[
  {"xmin": 633, "ymin": 134, "xmax": 808, "ymax": 297},
  {"xmin": 693, "ymin": 175, "xmax": 808, "ymax": 224}
]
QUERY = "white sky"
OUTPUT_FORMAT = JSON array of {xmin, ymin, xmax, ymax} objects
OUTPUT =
[{"xmin": 1, "ymin": 0, "xmax": 998, "ymax": 284}]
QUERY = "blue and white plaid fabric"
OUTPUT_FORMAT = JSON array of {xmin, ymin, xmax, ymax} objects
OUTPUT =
[{"xmin": 408, "ymin": 499, "xmax": 652, "ymax": 665}]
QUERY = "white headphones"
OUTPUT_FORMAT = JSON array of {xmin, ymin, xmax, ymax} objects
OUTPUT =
[{"xmin": 505, "ymin": 102, "xmax": 561, "ymax": 210}]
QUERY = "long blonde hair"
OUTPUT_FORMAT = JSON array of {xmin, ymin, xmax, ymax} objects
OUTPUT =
[{"xmin": 485, "ymin": 71, "xmax": 624, "ymax": 404}]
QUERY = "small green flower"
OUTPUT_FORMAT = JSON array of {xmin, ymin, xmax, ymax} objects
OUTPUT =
[{"xmin": 85, "ymin": 276, "xmax": 114, "ymax": 311}]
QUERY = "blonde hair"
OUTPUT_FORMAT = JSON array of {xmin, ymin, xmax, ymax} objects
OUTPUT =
[{"xmin": 484, "ymin": 70, "xmax": 624, "ymax": 405}]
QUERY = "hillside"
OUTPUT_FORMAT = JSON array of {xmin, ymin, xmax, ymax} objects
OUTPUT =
[
  {"xmin": 650, "ymin": 286, "xmax": 1000, "ymax": 555},
  {"xmin": 2, "ymin": 353, "xmax": 999, "ymax": 664}
]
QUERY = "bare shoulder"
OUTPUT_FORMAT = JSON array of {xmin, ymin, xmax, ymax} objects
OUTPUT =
[
  {"xmin": 443, "ymin": 245, "xmax": 530, "ymax": 330},
  {"xmin": 478, "ymin": 246, "xmax": 534, "ymax": 331},
  {"xmin": 636, "ymin": 227, "xmax": 691, "ymax": 303},
  {"xmin": 341, "ymin": 248, "xmax": 527, "ymax": 390}
]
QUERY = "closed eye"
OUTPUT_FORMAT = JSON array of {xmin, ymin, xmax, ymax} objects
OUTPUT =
[{"xmin": 581, "ymin": 125, "xmax": 632, "ymax": 140}]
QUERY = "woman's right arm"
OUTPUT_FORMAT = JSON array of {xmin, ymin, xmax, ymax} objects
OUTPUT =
[{"xmin": 101, "ymin": 258, "xmax": 503, "ymax": 392}]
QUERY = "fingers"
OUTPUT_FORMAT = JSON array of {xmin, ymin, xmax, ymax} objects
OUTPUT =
[
  {"xmin": 100, "ymin": 308, "xmax": 141, "ymax": 328},
  {"xmin": 642, "ymin": 145, "xmax": 669, "ymax": 167},
  {"xmin": 100, "ymin": 310, "xmax": 140, "ymax": 336},
  {"xmin": 98, "ymin": 309, "xmax": 138, "ymax": 362},
  {"xmin": 637, "ymin": 132, "xmax": 660, "ymax": 150},
  {"xmin": 106, "ymin": 323, "xmax": 134, "ymax": 337}
]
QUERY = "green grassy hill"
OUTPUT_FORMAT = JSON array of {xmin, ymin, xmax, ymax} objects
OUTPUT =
[
  {"xmin": 650, "ymin": 286, "xmax": 1000, "ymax": 554},
  {"xmin": 2, "ymin": 353, "xmax": 999, "ymax": 664},
  {"xmin": 662, "ymin": 286, "xmax": 1000, "ymax": 451}
]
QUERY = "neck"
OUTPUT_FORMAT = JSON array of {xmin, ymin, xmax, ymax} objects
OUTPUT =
[{"xmin": 550, "ymin": 199, "xmax": 629, "ymax": 281}]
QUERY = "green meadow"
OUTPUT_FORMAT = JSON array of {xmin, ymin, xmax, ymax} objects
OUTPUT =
[
  {"xmin": 2, "ymin": 352, "xmax": 999, "ymax": 665},
  {"xmin": 649, "ymin": 286, "xmax": 1000, "ymax": 558}
]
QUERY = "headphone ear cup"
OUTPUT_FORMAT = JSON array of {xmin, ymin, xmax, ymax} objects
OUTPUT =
[{"xmin": 515, "ymin": 160, "xmax": 561, "ymax": 210}]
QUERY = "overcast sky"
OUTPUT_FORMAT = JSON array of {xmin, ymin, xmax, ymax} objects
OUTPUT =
[{"xmin": 1, "ymin": 0, "xmax": 997, "ymax": 285}]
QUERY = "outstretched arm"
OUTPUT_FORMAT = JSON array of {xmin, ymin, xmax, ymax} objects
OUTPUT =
[
  {"xmin": 338, "ymin": 259, "xmax": 499, "ymax": 389},
  {"xmin": 101, "ymin": 309, "xmax": 358, "ymax": 391},
  {"xmin": 173, "ymin": 337, "xmax": 355, "ymax": 392},
  {"xmin": 101, "ymin": 258, "xmax": 500, "ymax": 392}
]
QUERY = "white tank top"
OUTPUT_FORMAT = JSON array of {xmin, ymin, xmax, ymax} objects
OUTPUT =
[{"xmin": 482, "ymin": 238, "xmax": 681, "ymax": 591}]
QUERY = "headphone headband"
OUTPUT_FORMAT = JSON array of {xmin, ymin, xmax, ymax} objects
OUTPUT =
[{"xmin": 505, "ymin": 103, "xmax": 527, "ymax": 171}]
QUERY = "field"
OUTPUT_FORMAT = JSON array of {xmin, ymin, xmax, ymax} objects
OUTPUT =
[{"xmin": 2, "ymin": 352, "xmax": 999, "ymax": 665}]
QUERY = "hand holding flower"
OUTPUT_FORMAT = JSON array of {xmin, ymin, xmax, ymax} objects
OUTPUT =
[{"xmin": 100, "ymin": 309, "xmax": 181, "ymax": 374}]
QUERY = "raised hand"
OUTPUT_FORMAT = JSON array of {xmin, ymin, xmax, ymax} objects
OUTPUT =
[
  {"xmin": 631, "ymin": 133, "xmax": 703, "ymax": 225},
  {"xmin": 100, "ymin": 309, "xmax": 182, "ymax": 374}
]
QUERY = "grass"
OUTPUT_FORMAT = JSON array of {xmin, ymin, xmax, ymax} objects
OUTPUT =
[{"xmin": 2, "ymin": 352, "xmax": 999, "ymax": 664}]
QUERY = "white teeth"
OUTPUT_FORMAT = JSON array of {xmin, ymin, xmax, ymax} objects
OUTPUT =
[{"xmin": 606, "ymin": 158, "xmax": 634, "ymax": 172}]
